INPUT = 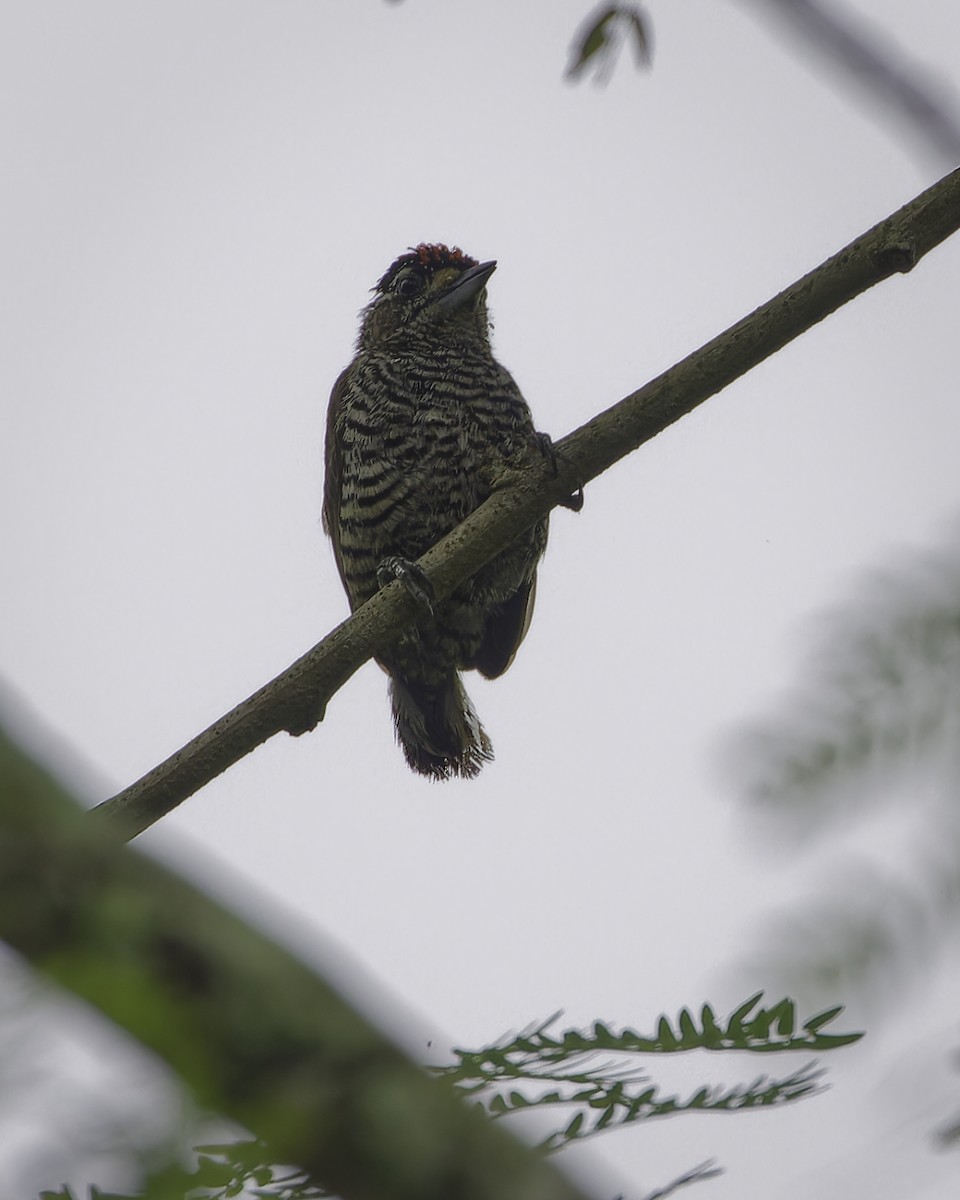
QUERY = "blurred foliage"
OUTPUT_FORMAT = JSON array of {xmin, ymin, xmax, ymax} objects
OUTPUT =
[
  {"xmin": 0, "ymin": 952, "xmax": 188, "ymax": 1200},
  {"xmin": 736, "ymin": 529, "xmax": 960, "ymax": 822},
  {"xmin": 33, "ymin": 996, "xmax": 857, "ymax": 1198},
  {"xmin": 636, "ymin": 1159, "xmax": 724, "ymax": 1200},
  {"xmin": 730, "ymin": 527, "xmax": 960, "ymax": 1003},
  {"xmin": 434, "ymin": 994, "xmax": 855, "ymax": 1152},
  {"xmin": 566, "ymin": 4, "xmax": 652, "ymax": 83},
  {"xmin": 729, "ymin": 524, "xmax": 960, "ymax": 1146},
  {"xmin": 388, "ymin": 0, "xmax": 656, "ymax": 85},
  {"xmin": 40, "ymin": 1140, "xmax": 324, "ymax": 1200},
  {"xmin": 562, "ymin": 1, "xmax": 960, "ymax": 163},
  {"xmin": 39, "ymin": 1146, "xmax": 722, "ymax": 1200}
]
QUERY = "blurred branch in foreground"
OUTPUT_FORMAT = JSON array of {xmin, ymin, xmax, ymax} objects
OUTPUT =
[
  {"xmin": 91, "ymin": 168, "xmax": 960, "ymax": 841},
  {"xmin": 751, "ymin": 0, "xmax": 960, "ymax": 164},
  {"xmin": 0, "ymin": 953, "xmax": 189, "ymax": 1196},
  {"xmin": 0, "ymin": 721, "xmax": 590, "ymax": 1200}
]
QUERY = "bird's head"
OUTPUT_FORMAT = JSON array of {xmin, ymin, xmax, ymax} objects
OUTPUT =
[{"xmin": 357, "ymin": 244, "xmax": 496, "ymax": 350}]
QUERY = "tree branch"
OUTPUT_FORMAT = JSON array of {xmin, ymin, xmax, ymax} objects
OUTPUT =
[
  {"xmin": 0, "ymin": 723, "xmax": 592, "ymax": 1200},
  {"xmin": 92, "ymin": 167, "xmax": 960, "ymax": 841}
]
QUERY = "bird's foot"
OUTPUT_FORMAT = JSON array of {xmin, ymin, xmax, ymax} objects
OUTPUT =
[
  {"xmin": 532, "ymin": 432, "xmax": 584, "ymax": 512},
  {"xmin": 377, "ymin": 556, "xmax": 435, "ymax": 616}
]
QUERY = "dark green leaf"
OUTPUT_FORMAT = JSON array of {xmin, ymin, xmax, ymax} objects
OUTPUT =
[
  {"xmin": 700, "ymin": 1003, "xmax": 723, "ymax": 1047},
  {"xmin": 193, "ymin": 1154, "xmax": 238, "ymax": 1187},
  {"xmin": 567, "ymin": 5, "xmax": 653, "ymax": 82},
  {"xmin": 677, "ymin": 1007, "xmax": 699, "ymax": 1046},
  {"xmin": 804, "ymin": 1004, "xmax": 844, "ymax": 1033},
  {"xmin": 563, "ymin": 1111, "xmax": 586, "ymax": 1140},
  {"xmin": 810, "ymin": 1030, "xmax": 865, "ymax": 1049},
  {"xmin": 772, "ymin": 998, "xmax": 796, "ymax": 1037},
  {"xmin": 568, "ymin": 7, "xmax": 618, "ymax": 78},
  {"xmin": 596, "ymin": 1104, "xmax": 617, "ymax": 1130},
  {"xmin": 656, "ymin": 1014, "xmax": 679, "ymax": 1050},
  {"xmin": 727, "ymin": 991, "xmax": 764, "ymax": 1038},
  {"xmin": 593, "ymin": 1020, "xmax": 615, "ymax": 1044}
]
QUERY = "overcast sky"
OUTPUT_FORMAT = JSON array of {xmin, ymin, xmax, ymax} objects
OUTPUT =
[{"xmin": 2, "ymin": 1, "xmax": 960, "ymax": 1197}]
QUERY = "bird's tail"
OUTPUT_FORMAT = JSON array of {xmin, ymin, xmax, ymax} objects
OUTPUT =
[{"xmin": 389, "ymin": 673, "xmax": 493, "ymax": 780}]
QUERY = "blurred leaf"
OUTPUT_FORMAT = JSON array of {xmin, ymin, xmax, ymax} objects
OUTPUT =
[
  {"xmin": 772, "ymin": 998, "xmax": 795, "ymax": 1038},
  {"xmin": 729, "ymin": 529, "xmax": 960, "ymax": 1023},
  {"xmin": 936, "ymin": 1116, "xmax": 960, "ymax": 1148},
  {"xmin": 437, "ymin": 1000, "xmax": 854, "ymax": 1154},
  {"xmin": 678, "ymin": 1007, "xmax": 699, "ymax": 1045},
  {"xmin": 193, "ymin": 1153, "xmax": 237, "ymax": 1187},
  {"xmin": 727, "ymin": 992, "xmax": 763, "ymax": 1041},
  {"xmin": 700, "ymin": 1004, "xmax": 723, "ymax": 1048},
  {"xmin": 732, "ymin": 527, "xmax": 960, "ymax": 830},
  {"xmin": 656, "ymin": 1015, "xmax": 679, "ymax": 1050},
  {"xmin": 804, "ymin": 1004, "xmax": 844, "ymax": 1034},
  {"xmin": 641, "ymin": 1159, "xmax": 724, "ymax": 1200},
  {"xmin": 563, "ymin": 1111, "xmax": 585, "ymax": 1140},
  {"xmin": 567, "ymin": 4, "xmax": 652, "ymax": 82},
  {"xmin": 729, "ymin": 525, "xmax": 960, "ymax": 1143},
  {"xmin": 595, "ymin": 1103, "xmax": 617, "ymax": 1130}
]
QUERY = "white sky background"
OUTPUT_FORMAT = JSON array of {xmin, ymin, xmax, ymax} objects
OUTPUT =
[{"xmin": 2, "ymin": 0, "xmax": 959, "ymax": 1196}]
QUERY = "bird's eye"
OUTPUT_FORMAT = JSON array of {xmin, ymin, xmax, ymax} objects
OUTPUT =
[{"xmin": 394, "ymin": 271, "xmax": 423, "ymax": 298}]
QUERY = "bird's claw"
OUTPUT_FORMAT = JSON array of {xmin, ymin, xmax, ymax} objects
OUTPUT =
[
  {"xmin": 532, "ymin": 432, "xmax": 584, "ymax": 512},
  {"xmin": 377, "ymin": 556, "xmax": 435, "ymax": 616},
  {"xmin": 559, "ymin": 485, "xmax": 585, "ymax": 512}
]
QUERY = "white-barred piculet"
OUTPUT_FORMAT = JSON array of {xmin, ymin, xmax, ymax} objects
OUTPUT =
[{"xmin": 323, "ymin": 244, "xmax": 550, "ymax": 779}]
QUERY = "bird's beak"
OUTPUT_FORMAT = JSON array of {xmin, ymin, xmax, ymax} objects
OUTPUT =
[{"xmin": 435, "ymin": 260, "xmax": 497, "ymax": 314}]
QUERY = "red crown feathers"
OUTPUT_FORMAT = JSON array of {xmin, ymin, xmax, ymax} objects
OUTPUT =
[{"xmin": 375, "ymin": 244, "xmax": 479, "ymax": 293}]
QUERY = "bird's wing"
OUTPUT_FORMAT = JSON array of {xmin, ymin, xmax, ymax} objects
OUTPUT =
[
  {"xmin": 471, "ymin": 574, "xmax": 538, "ymax": 680},
  {"xmin": 322, "ymin": 365, "xmax": 352, "ymax": 594}
]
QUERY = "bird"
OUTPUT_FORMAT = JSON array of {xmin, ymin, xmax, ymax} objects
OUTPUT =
[{"xmin": 322, "ymin": 243, "xmax": 549, "ymax": 779}]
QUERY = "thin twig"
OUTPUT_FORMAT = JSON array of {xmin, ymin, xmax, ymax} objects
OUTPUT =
[{"xmin": 756, "ymin": 0, "xmax": 960, "ymax": 163}]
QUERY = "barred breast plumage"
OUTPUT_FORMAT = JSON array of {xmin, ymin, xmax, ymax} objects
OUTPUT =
[{"xmin": 323, "ymin": 244, "xmax": 547, "ymax": 779}]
